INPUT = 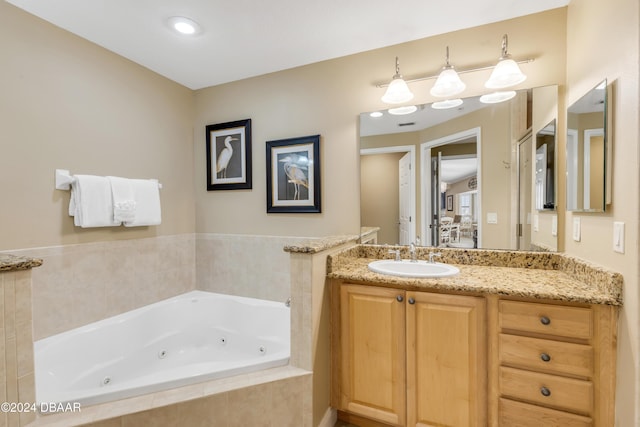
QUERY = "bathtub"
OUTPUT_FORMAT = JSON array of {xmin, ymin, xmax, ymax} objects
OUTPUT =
[{"xmin": 34, "ymin": 291, "xmax": 290, "ymax": 407}]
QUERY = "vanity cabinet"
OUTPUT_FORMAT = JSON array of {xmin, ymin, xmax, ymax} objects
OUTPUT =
[
  {"xmin": 334, "ymin": 282, "xmax": 486, "ymax": 426},
  {"xmin": 492, "ymin": 298, "xmax": 617, "ymax": 426}
]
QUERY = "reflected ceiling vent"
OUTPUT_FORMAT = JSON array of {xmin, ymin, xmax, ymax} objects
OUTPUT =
[{"xmin": 398, "ymin": 122, "xmax": 416, "ymax": 127}]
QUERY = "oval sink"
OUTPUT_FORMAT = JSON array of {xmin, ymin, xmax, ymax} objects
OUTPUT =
[{"xmin": 368, "ymin": 259, "xmax": 460, "ymax": 278}]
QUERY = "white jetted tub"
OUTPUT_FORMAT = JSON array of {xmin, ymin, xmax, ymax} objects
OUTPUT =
[{"xmin": 35, "ymin": 291, "xmax": 290, "ymax": 406}]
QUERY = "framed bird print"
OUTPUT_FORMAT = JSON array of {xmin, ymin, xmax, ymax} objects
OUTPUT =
[
  {"xmin": 206, "ymin": 118, "xmax": 252, "ymax": 191},
  {"xmin": 266, "ymin": 135, "xmax": 321, "ymax": 213}
]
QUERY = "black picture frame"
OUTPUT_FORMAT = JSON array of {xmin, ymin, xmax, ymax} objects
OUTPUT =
[
  {"xmin": 206, "ymin": 119, "xmax": 252, "ymax": 191},
  {"xmin": 266, "ymin": 135, "xmax": 321, "ymax": 213},
  {"xmin": 447, "ymin": 194, "xmax": 454, "ymax": 211}
]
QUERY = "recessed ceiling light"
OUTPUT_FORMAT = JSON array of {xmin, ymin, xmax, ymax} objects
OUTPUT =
[
  {"xmin": 167, "ymin": 16, "xmax": 201, "ymax": 35},
  {"xmin": 431, "ymin": 99, "xmax": 464, "ymax": 110},
  {"xmin": 388, "ymin": 105, "xmax": 418, "ymax": 115}
]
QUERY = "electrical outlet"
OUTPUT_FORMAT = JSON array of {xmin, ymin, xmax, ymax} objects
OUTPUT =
[
  {"xmin": 551, "ymin": 215, "xmax": 558, "ymax": 237},
  {"xmin": 572, "ymin": 217, "xmax": 581, "ymax": 242},
  {"xmin": 613, "ymin": 222, "xmax": 625, "ymax": 253},
  {"xmin": 533, "ymin": 215, "xmax": 539, "ymax": 232}
]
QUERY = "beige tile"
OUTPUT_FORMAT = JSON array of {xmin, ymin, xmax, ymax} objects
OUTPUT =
[
  {"xmin": 121, "ymin": 404, "xmax": 180, "ymax": 427},
  {"xmin": 226, "ymin": 382, "xmax": 272, "ymax": 427},
  {"xmin": 4, "ymin": 275, "xmax": 16, "ymax": 339},
  {"xmin": 5, "ymin": 336, "xmax": 18, "ymax": 403},
  {"xmin": 80, "ymin": 418, "xmax": 122, "ymax": 427},
  {"xmin": 176, "ymin": 393, "xmax": 228, "ymax": 427},
  {"xmin": 269, "ymin": 376, "xmax": 305, "ymax": 427}
]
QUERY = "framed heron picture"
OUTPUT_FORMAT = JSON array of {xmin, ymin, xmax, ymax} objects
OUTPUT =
[
  {"xmin": 266, "ymin": 135, "xmax": 321, "ymax": 213},
  {"xmin": 206, "ymin": 118, "xmax": 252, "ymax": 191}
]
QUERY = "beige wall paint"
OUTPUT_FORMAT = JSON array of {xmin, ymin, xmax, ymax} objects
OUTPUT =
[
  {"xmin": 360, "ymin": 152, "xmax": 404, "ymax": 245},
  {"xmin": 0, "ymin": 2, "xmax": 195, "ymax": 251},
  {"xmin": 194, "ymin": 9, "xmax": 567, "ymax": 238},
  {"xmin": 565, "ymin": 0, "xmax": 639, "ymax": 424}
]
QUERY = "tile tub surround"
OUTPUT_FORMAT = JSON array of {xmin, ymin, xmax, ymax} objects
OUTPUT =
[
  {"xmin": 26, "ymin": 366, "xmax": 311, "ymax": 427},
  {"xmin": 327, "ymin": 245, "xmax": 623, "ymax": 306},
  {"xmin": 1, "ymin": 267, "xmax": 40, "ymax": 427},
  {"xmin": 196, "ymin": 233, "xmax": 317, "ymax": 303},
  {"xmin": 6, "ymin": 234, "xmax": 196, "ymax": 340}
]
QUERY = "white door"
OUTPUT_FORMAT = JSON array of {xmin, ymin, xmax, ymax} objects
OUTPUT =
[{"xmin": 398, "ymin": 152, "xmax": 412, "ymax": 245}]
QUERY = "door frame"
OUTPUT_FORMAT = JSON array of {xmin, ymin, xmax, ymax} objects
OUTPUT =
[
  {"xmin": 360, "ymin": 145, "xmax": 416, "ymax": 244},
  {"xmin": 420, "ymin": 128, "xmax": 482, "ymax": 248}
]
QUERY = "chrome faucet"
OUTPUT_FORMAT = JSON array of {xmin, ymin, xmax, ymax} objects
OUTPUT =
[
  {"xmin": 428, "ymin": 252, "xmax": 442, "ymax": 263},
  {"xmin": 409, "ymin": 243, "xmax": 417, "ymax": 262}
]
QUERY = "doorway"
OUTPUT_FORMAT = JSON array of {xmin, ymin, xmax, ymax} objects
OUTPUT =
[{"xmin": 421, "ymin": 128, "xmax": 481, "ymax": 248}]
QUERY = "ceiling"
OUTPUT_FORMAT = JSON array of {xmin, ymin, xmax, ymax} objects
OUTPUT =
[{"xmin": 7, "ymin": 0, "xmax": 569, "ymax": 90}]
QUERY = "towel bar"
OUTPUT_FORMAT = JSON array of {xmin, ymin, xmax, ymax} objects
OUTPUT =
[{"xmin": 55, "ymin": 169, "xmax": 163, "ymax": 190}]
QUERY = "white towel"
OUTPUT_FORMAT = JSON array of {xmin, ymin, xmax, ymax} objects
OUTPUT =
[
  {"xmin": 107, "ymin": 176, "xmax": 136, "ymax": 223},
  {"xmin": 124, "ymin": 179, "xmax": 161, "ymax": 227},
  {"xmin": 69, "ymin": 175, "xmax": 121, "ymax": 228}
]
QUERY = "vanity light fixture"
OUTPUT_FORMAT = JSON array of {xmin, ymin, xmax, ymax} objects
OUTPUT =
[
  {"xmin": 381, "ymin": 57, "xmax": 414, "ymax": 104},
  {"xmin": 167, "ymin": 16, "xmax": 202, "ymax": 35},
  {"xmin": 485, "ymin": 34, "xmax": 527, "ymax": 89},
  {"xmin": 388, "ymin": 105, "xmax": 418, "ymax": 115},
  {"xmin": 479, "ymin": 90, "xmax": 516, "ymax": 104},
  {"xmin": 431, "ymin": 99, "xmax": 464, "ymax": 110},
  {"xmin": 430, "ymin": 47, "xmax": 466, "ymax": 98}
]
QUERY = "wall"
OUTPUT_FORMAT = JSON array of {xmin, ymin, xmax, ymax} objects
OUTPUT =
[
  {"xmin": 193, "ymin": 9, "xmax": 567, "ymax": 239},
  {"xmin": 0, "ymin": 2, "xmax": 195, "ymax": 252},
  {"xmin": 565, "ymin": 0, "xmax": 640, "ymax": 424}
]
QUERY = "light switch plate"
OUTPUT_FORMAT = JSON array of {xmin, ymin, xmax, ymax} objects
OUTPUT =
[
  {"xmin": 572, "ymin": 217, "xmax": 581, "ymax": 242},
  {"xmin": 487, "ymin": 212, "xmax": 498, "ymax": 224},
  {"xmin": 613, "ymin": 222, "xmax": 625, "ymax": 253}
]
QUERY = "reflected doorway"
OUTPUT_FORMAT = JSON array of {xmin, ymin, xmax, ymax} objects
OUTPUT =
[{"xmin": 421, "ymin": 128, "xmax": 481, "ymax": 248}]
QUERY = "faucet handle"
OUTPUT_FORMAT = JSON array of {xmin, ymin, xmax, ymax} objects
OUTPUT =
[
  {"xmin": 388, "ymin": 249, "xmax": 401, "ymax": 261},
  {"xmin": 428, "ymin": 252, "xmax": 442, "ymax": 263}
]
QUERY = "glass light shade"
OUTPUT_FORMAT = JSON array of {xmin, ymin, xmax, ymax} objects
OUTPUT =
[
  {"xmin": 369, "ymin": 111, "xmax": 383, "ymax": 118},
  {"xmin": 388, "ymin": 105, "xmax": 418, "ymax": 115},
  {"xmin": 430, "ymin": 67, "xmax": 466, "ymax": 97},
  {"xmin": 431, "ymin": 99, "xmax": 464, "ymax": 110},
  {"xmin": 485, "ymin": 58, "xmax": 526, "ymax": 89},
  {"xmin": 479, "ymin": 91, "xmax": 516, "ymax": 104},
  {"xmin": 381, "ymin": 77, "xmax": 414, "ymax": 104}
]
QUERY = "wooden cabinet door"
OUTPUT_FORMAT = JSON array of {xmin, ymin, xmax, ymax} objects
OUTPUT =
[
  {"xmin": 406, "ymin": 292, "xmax": 487, "ymax": 427},
  {"xmin": 340, "ymin": 284, "xmax": 406, "ymax": 426}
]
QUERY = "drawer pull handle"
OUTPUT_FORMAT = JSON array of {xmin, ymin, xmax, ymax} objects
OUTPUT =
[
  {"xmin": 540, "ymin": 387, "xmax": 551, "ymax": 397},
  {"xmin": 540, "ymin": 316, "xmax": 551, "ymax": 325},
  {"xmin": 396, "ymin": 295, "xmax": 404, "ymax": 302},
  {"xmin": 540, "ymin": 353, "xmax": 551, "ymax": 362},
  {"xmin": 408, "ymin": 297, "xmax": 415, "ymax": 305}
]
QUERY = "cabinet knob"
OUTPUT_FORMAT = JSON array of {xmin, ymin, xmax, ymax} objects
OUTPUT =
[
  {"xmin": 540, "ymin": 386, "xmax": 551, "ymax": 397},
  {"xmin": 540, "ymin": 353, "xmax": 551, "ymax": 362},
  {"xmin": 540, "ymin": 316, "xmax": 551, "ymax": 325},
  {"xmin": 408, "ymin": 297, "xmax": 415, "ymax": 305},
  {"xmin": 396, "ymin": 295, "xmax": 404, "ymax": 302}
]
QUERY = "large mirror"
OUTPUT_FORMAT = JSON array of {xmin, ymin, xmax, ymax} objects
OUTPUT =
[
  {"xmin": 566, "ymin": 79, "xmax": 607, "ymax": 212},
  {"xmin": 360, "ymin": 85, "xmax": 559, "ymax": 252}
]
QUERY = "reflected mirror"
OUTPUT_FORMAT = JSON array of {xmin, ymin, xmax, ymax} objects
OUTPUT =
[
  {"xmin": 535, "ymin": 120, "xmax": 556, "ymax": 210},
  {"xmin": 566, "ymin": 79, "xmax": 607, "ymax": 212},
  {"xmin": 360, "ymin": 85, "xmax": 559, "ymax": 251}
]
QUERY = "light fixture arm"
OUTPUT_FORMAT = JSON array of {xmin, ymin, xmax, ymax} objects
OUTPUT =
[
  {"xmin": 393, "ymin": 56, "xmax": 402, "ymax": 78},
  {"xmin": 500, "ymin": 34, "xmax": 509, "ymax": 59}
]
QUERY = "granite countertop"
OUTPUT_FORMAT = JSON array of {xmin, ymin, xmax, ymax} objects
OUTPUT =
[
  {"xmin": 0, "ymin": 253, "xmax": 43, "ymax": 272},
  {"xmin": 327, "ymin": 245, "xmax": 623, "ymax": 306}
]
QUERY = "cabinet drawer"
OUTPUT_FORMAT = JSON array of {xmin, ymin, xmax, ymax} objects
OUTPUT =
[
  {"xmin": 499, "ymin": 366, "xmax": 593, "ymax": 415},
  {"xmin": 500, "ymin": 334, "xmax": 594, "ymax": 378},
  {"xmin": 499, "ymin": 300, "xmax": 592, "ymax": 340},
  {"xmin": 499, "ymin": 398, "xmax": 593, "ymax": 427}
]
